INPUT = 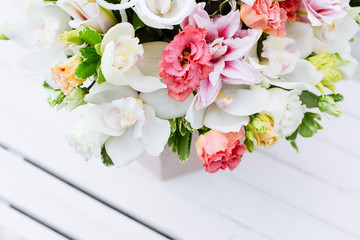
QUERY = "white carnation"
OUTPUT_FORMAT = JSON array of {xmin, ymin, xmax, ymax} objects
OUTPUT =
[
  {"xmin": 262, "ymin": 88, "xmax": 306, "ymax": 138},
  {"xmin": 67, "ymin": 120, "xmax": 109, "ymax": 160}
]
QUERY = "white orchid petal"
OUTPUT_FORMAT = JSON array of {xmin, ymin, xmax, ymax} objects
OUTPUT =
[
  {"xmin": 85, "ymin": 105, "xmax": 125, "ymax": 136},
  {"xmin": 275, "ymin": 59, "xmax": 324, "ymax": 91},
  {"xmin": 136, "ymin": 41, "xmax": 168, "ymax": 77},
  {"xmin": 185, "ymin": 94, "xmax": 206, "ymax": 129},
  {"xmin": 286, "ymin": 21, "xmax": 315, "ymax": 59},
  {"xmin": 85, "ymin": 82, "xmax": 138, "ymax": 104},
  {"xmin": 96, "ymin": 0, "xmax": 139, "ymax": 10},
  {"xmin": 141, "ymin": 104, "xmax": 170, "ymax": 156},
  {"xmin": 139, "ymin": 89, "xmax": 193, "ymax": 119},
  {"xmin": 220, "ymin": 86, "xmax": 270, "ymax": 116},
  {"xmin": 125, "ymin": 66, "xmax": 166, "ymax": 92},
  {"xmin": 101, "ymin": 41, "xmax": 129, "ymax": 85},
  {"xmin": 101, "ymin": 23, "xmax": 135, "ymax": 53},
  {"xmin": 203, "ymin": 105, "xmax": 249, "ymax": 133},
  {"xmin": 105, "ymin": 129, "xmax": 145, "ymax": 167}
]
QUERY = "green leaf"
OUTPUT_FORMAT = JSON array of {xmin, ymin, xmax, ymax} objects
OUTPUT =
[
  {"xmin": 198, "ymin": 126, "xmax": 211, "ymax": 135},
  {"xmin": 43, "ymin": 81, "xmax": 53, "ymax": 90},
  {"xmin": 101, "ymin": 145, "xmax": 114, "ymax": 167},
  {"xmin": 327, "ymin": 93, "xmax": 344, "ymax": 102},
  {"xmin": 177, "ymin": 118, "xmax": 187, "ymax": 136},
  {"xmin": 78, "ymin": 26, "xmax": 102, "ymax": 47},
  {"xmin": 96, "ymin": 67, "xmax": 106, "ymax": 84},
  {"xmin": 132, "ymin": 12, "xmax": 145, "ymax": 31},
  {"xmin": 300, "ymin": 90, "xmax": 319, "ymax": 108},
  {"xmin": 169, "ymin": 119, "xmax": 177, "ymax": 133},
  {"xmin": 177, "ymin": 131, "xmax": 192, "ymax": 162},
  {"xmin": 318, "ymin": 95, "xmax": 342, "ymax": 117},
  {"xmin": 167, "ymin": 131, "xmax": 179, "ymax": 153},
  {"xmin": 298, "ymin": 112, "xmax": 323, "ymax": 138},
  {"xmin": 289, "ymin": 140, "xmax": 299, "ymax": 152},
  {"xmin": 94, "ymin": 43, "xmax": 102, "ymax": 56},
  {"xmin": 80, "ymin": 47, "xmax": 101, "ymax": 63},
  {"xmin": 75, "ymin": 61, "xmax": 98, "ymax": 80},
  {"xmin": 184, "ymin": 119, "xmax": 195, "ymax": 133}
]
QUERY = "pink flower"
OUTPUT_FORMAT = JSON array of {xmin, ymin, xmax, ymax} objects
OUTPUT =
[
  {"xmin": 159, "ymin": 25, "xmax": 213, "ymax": 102},
  {"xmin": 279, "ymin": 0, "xmax": 300, "ymax": 22},
  {"xmin": 298, "ymin": 0, "xmax": 349, "ymax": 26},
  {"xmin": 240, "ymin": 0, "xmax": 287, "ymax": 38},
  {"xmin": 195, "ymin": 130, "xmax": 246, "ymax": 173},
  {"xmin": 182, "ymin": 3, "xmax": 261, "ymax": 109}
]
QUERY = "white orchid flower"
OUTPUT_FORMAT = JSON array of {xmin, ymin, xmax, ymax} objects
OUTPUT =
[
  {"xmin": 96, "ymin": 0, "xmax": 196, "ymax": 29},
  {"xmin": 57, "ymin": 0, "xmax": 117, "ymax": 33},
  {"xmin": 186, "ymin": 85, "xmax": 270, "ymax": 133},
  {"xmin": 72, "ymin": 82, "xmax": 193, "ymax": 167},
  {"xmin": 261, "ymin": 35, "xmax": 300, "ymax": 77},
  {"xmin": 100, "ymin": 23, "xmax": 166, "ymax": 92}
]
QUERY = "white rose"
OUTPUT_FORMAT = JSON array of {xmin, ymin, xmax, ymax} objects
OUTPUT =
[{"xmin": 262, "ymin": 88, "xmax": 306, "ymax": 138}]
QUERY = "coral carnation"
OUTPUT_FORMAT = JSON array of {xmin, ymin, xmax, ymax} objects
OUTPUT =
[
  {"xmin": 159, "ymin": 25, "xmax": 213, "ymax": 101},
  {"xmin": 279, "ymin": 0, "xmax": 299, "ymax": 22},
  {"xmin": 240, "ymin": 0, "xmax": 287, "ymax": 38},
  {"xmin": 195, "ymin": 130, "xmax": 246, "ymax": 173}
]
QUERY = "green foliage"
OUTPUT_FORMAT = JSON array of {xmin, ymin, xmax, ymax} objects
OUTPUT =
[
  {"xmin": 298, "ymin": 112, "xmax": 323, "ymax": 138},
  {"xmin": 300, "ymin": 90, "xmax": 344, "ymax": 117},
  {"xmin": 132, "ymin": 12, "xmax": 145, "ymax": 31},
  {"xmin": 168, "ymin": 118, "xmax": 193, "ymax": 163},
  {"xmin": 96, "ymin": 67, "xmax": 106, "ymax": 84},
  {"xmin": 78, "ymin": 26, "xmax": 102, "ymax": 47},
  {"xmin": 101, "ymin": 145, "xmax": 114, "ymax": 167},
  {"xmin": 75, "ymin": 47, "xmax": 102, "ymax": 80},
  {"xmin": 286, "ymin": 113, "xmax": 323, "ymax": 151}
]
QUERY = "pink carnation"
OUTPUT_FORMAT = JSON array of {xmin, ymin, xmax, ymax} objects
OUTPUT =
[
  {"xmin": 240, "ymin": 0, "xmax": 287, "ymax": 38},
  {"xmin": 159, "ymin": 25, "xmax": 213, "ymax": 102},
  {"xmin": 195, "ymin": 130, "xmax": 246, "ymax": 174},
  {"xmin": 279, "ymin": 0, "xmax": 300, "ymax": 22},
  {"xmin": 298, "ymin": 0, "xmax": 349, "ymax": 26}
]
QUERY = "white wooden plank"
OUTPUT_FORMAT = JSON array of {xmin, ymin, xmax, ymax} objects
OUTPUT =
[
  {"xmin": 266, "ymin": 138, "xmax": 360, "ymax": 199},
  {"xmin": 0, "ymin": 90, "xmax": 358, "ymax": 240},
  {"xmin": 0, "ymin": 148, "xmax": 167, "ymax": 240},
  {"xmin": 0, "ymin": 203, "xmax": 66, "ymax": 240},
  {"xmin": 336, "ymin": 80, "xmax": 360, "ymax": 119}
]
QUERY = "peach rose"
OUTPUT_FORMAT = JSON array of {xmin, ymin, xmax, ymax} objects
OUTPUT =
[
  {"xmin": 240, "ymin": 0, "xmax": 287, "ymax": 38},
  {"xmin": 50, "ymin": 56, "xmax": 84, "ymax": 95},
  {"xmin": 195, "ymin": 130, "xmax": 246, "ymax": 173}
]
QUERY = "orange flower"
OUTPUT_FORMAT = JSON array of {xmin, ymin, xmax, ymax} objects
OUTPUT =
[
  {"xmin": 240, "ymin": 0, "xmax": 287, "ymax": 38},
  {"xmin": 50, "ymin": 56, "xmax": 84, "ymax": 95}
]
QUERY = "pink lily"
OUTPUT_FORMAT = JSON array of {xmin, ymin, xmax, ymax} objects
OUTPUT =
[{"xmin": 181, "ymin": 3, "xmax": 261, "ymax": 110}]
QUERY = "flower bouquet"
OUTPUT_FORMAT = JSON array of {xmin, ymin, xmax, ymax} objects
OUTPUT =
[{"xmin": 1, "ymin": 0, "xmax": 359, "ymax": 174}]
